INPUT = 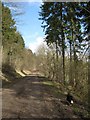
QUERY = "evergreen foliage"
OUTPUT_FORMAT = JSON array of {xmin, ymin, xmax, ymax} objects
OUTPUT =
[
  {"xmin": 39, "ymin": 2, "xmax": 89, "ymax": 101},
  {"xmin": 2, "ymin": 3, "xmax": 25, "ymax": 69}
]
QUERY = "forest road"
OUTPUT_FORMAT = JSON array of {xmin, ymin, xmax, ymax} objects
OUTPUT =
[{"xmin": 2, "ymin": 75, "xmax": 82, "ymax": 119}]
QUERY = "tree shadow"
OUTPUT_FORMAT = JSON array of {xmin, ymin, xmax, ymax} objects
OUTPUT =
[
  {"xmin": 2, "ymin": 75, "xmax": 89, "ymax": 119},
  {"xmin": 2, "ymin": 68, "xmax": 22, "ymax": 88}
]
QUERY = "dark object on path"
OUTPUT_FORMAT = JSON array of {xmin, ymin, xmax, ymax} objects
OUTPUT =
[{"xmin": 66, "ymin": 92, "xmax": 74, "ymax": 105}]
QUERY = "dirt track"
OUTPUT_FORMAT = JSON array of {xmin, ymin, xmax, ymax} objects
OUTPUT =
[{"xmin": 2, "ymin": 75, "xmax": 84, "ymax": 119}]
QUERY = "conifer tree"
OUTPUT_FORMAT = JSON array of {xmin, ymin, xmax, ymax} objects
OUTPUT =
[
  {"xmin": 2, "ymin": 4, "xmax": 25, "ymax": 68},
  {"xmin": 39, "ymin": 2, "xmax": 66, "ymax": 83}
]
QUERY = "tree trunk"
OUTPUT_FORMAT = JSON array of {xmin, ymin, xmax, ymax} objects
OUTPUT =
[
  {"xmin": 0, "ymin": 46, "xmax": 2, "ymax": 75},
  {"xmin": 60, "ymin": 3, "xmax": 65, "ymax": 84},
  {"xmin": 73, "ymin": 40, "xmax": 78, "ymax": 87},
  {"xmin": 55, "ymin": 40, "xmax": 59, "ymax": 81},
  {"xmin": 69, "ymin": 24, "xmax": 73, "ymax": 86}
]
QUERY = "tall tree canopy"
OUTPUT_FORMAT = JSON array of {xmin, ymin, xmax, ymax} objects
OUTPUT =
[
  {"xmin": 39, "ymin": 2, "xmax": 89, "ymax": 87},
  {"xmin": 2, "ymin": 3, "xmax": 25, "ymax": 67}
]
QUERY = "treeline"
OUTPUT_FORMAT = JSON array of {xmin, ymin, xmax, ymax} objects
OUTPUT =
[
  {"xmin": 37, "ymin": 2, "xmax": 90, "ymax": 101},
  {"xmin": 2, "ymin": 3, "xmax": 35, "ymax": 74},
  {"xmin": 1, "ymin": 2, "xmax": 89, "ymax": 101}
]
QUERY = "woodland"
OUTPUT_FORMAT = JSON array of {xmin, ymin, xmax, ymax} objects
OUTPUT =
[{"xmin": 0, "ymin": 1, "xmax": 90, "ymax": 118}]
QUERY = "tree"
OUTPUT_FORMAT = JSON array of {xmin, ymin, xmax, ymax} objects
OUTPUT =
[
  {"xmin": 2, "ymin": 3, "xmax": 25, "ymax": 69},
  {"xmin": 64, "ymin": 3, "xmax": 83, "ymax": 86},
  {"xmin": 0, "ymin": 1, "xmax": 2, "ymax": 74},
  {"xmin": 2, "ymin": 4, "xmax": 16, "ymax": 65},
  {"xmin": 39, "ymin": 2, "xmax": 66, "ymax": 83},
  {"xmin": 39, "ymin": 2, "xmax": 89, "ymax": 100}
]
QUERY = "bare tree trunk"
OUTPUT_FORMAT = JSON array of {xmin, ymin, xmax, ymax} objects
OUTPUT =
[
  {"xmin": 69, "ymin": 40, "xmax": 72, "ymax": 84},
  {"xmin": 55, "ymin": 40, "xmax": 59, "ymax": 81},
  {"xmin": 69, "ymin": 25, "xmax": 73, "ymax": 86},
  {"xmin": 0, "ymin": 3, "xmax": 2, "ymax": 75},
  {"xmin": 73, "ymin": 40, "xmax": 78, "ymax": 88},
  {"xmin": 0, "ymin": 46, "xmax": 2, "ymax": 75},
  {"xmin": 60, "ymin": 3, "xmax": 65, "ymax": 84}
]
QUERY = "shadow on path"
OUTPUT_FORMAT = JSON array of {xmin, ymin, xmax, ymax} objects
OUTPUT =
[{"xmin": 2, "ymin": 75, "xmax": 86, "ymax": 119}]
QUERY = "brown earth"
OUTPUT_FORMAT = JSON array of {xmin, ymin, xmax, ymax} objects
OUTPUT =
[{"xmin": 2, "ymin": 75, "xmax": 88, "ymax": 119}]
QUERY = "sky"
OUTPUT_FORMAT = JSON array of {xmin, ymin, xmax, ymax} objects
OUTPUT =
[
  {"xmin": 16, "ymin": 2, "xmax": 45, "ymax": 53},
  {"xmin": 6, "ymin": 1, "xmax": 45, "ymax": 53},
  {"xmin": 3, "ymin": 0, "xmax": 88, "ymax": 53}
]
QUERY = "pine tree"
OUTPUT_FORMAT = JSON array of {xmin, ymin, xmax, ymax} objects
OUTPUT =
[
  {"xmin": 39, "ymin": 2, "xmax": 66, "ymax": 83},
  {"xmin": 64, "ymin": 2, "xmax": 83, "ymax": 86},
  {"xmin": 2, "ymin": 3, "xmax": 25, "ymax": 68}
]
